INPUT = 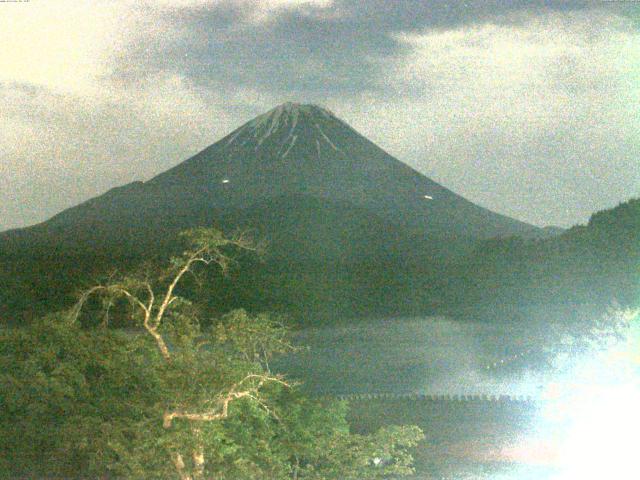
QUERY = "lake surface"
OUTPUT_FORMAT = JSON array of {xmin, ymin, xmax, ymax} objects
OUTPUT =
[
  {"xmin": 275, "ymin": 315, "xmax": 566, "ymax": 479},
  {"xmin": 275, "ymin": 312, "xmax": 638, "ymax": 479},
  {"xmin": 276, "ymin": 315, "xmax": 550, "ymax": 397}
]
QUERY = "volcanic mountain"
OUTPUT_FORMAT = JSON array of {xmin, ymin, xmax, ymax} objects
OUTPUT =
[
  {"xmin": 0, "ymin": 103, "xmax": 543, "ymax": 320},
  {"xmin": 1, "ymin": 103, "xmax": 539, "ymax": 255}
]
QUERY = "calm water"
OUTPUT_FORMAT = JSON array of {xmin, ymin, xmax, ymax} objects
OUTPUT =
[
  {"xmin": 275, "ymin": 316, "xmax": 567, "ymax": 479},
  {"xmin": 277, "ymin": 315, "xmax": 550, "ymax": 397}
]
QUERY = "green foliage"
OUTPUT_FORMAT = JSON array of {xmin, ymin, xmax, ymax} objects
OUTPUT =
[
  {"xmin": 0, "ymin": 312, "xmax": 422, "ymax": 479},
  {"xmin": 214, "ymin": 309, "xmax": 294, "ymax": 366},
  {"xmin": 0, "ymin": 227, "xmax": 423, "ymax": 479},
  {"xmin": 180, "ymin": 227, "xmax": 230, "ymax": 251},
  {"xmin": 0, "ymin": 313, "xmax": 159, "ymax": 478},
  {"xmin": 272, "ymin": 392, "xmax": 423, "ymax": 480}
]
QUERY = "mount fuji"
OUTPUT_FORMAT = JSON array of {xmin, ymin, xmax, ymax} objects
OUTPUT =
[
  {"xmin": 0, "ymin": 103, "xmax": 543, "ymax": 320},
  {"xmin": 1, "ymin": 103, "xmax": 539, "ymax": 253}
]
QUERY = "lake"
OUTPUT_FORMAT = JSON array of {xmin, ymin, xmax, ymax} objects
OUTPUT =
[
  {"xmin": 276, "ymin": 315, "xmax": 551, "ymax": 397},
  {"xmin": 274, "ymin": 315, "xmax": 572, "ymax": 479}
]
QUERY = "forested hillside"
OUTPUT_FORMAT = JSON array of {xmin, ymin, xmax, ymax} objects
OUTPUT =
[
  {"xmin": 1, "ymin": 198, "xmax": 636, "ymax": 326},
  {"xmin": 435, "ymin": 199, "xmax": 639, "ymax": 319}
]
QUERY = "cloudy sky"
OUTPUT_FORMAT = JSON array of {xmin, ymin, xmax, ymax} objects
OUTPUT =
[{"xmin": 1, "ymin": 0, "xmax": 638, "ymax": 231}]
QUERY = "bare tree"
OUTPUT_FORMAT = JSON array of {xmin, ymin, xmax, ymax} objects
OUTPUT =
[{"xmin": 71, "ymin": 227, "xmax": 289, "ymax": 480}]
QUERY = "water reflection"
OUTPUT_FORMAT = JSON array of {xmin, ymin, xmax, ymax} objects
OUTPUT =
[
  {"xmin": 277, "ymin": 316, "xmax": 547, "ymax": 397},
  {"xmin": 275, "ymin": 310, "xmax": 639, "ymax": 479}
]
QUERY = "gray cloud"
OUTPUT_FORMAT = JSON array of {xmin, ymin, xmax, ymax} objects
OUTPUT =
[
  {"xmin": 114, "ymin": 3, "xmax": 397, "ymax": 97},
  {"xmin": 115, "ymin": 1, "xmax": 602, "ymax": 98},
  {"xmin": 1, "ymin": 0, "xmax": 638, "ymax": 230}
]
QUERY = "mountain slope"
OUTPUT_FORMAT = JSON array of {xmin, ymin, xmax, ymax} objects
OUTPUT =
[
  {"xmin": 1, "ymin": 103, "xmax": 539, "ymax": 253},
  {"xmin": 0, "ymin": 102, "xmax": 544, "ymax": 321},
  {"xmin": 445, "ymin": 198, "xmax": 640, "ymax": 310},
  {"xmin": 150, "ymin": 102, "xmax": 535, "ymax": 237}
]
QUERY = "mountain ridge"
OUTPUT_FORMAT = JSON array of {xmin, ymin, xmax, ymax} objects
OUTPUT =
[
  {"xmin": 1, "ymin": 102, "xmax": 542, "ymax": 248},
  {"xmin": 0, "ymin": 102, "xmax": 547, "ymax": 321},
  {"xmin": 149, "ymin": 102, "xmax": 536, "ymax": 237}
]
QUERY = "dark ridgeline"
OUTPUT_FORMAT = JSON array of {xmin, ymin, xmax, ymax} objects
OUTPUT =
[
  {"xmin": 452, "ymin": 197, "xmax": 640, "ymax": 311},
  {"xmin": 0, "ymin": 102, "xmax": 544, "ymax": 322}
]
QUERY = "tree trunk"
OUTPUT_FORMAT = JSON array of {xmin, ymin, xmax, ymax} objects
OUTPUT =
[
  {"xmin": 292, "ymin": 454, "xmax": 299, "ymax": 480},
  {"xmin": 172, "ymin": 452, "xmax": 193, "ymax": 480},
  {"xmin": 193, "ymin": 445, "xmax": 205, "ymax": 480},
  {"xmin": 147, "ymin": 326, "xmax": 172, "ymax": 361},
  {"xmin": 191, "ymin": 427, "xmax": 205, "ymax": 480}
]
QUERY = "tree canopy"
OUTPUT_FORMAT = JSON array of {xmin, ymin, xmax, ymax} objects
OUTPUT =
[{"xmin": 0, "ymin": 227, "xmax": 423, "ymax": 479}]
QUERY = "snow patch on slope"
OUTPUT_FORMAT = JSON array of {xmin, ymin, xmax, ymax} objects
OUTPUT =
[
  {"xmin": 281, "ymin": 135, "xmax": 298, "ymax": 158},
  {"xmin": 314, "ymin": 123, "xmax": 340, "ymax": 152},
  {"xmin": 226, "ymin": 102, "xmax": 343, "ymax": 158},
  {"xmin": 225, "ymin": 127, "xmax": 245, "ymax": 146}
]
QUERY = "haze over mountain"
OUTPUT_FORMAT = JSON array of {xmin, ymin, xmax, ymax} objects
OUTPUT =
[{"xmin": 0, "ymin": 103, "xmax": 540, "ymax": 259}]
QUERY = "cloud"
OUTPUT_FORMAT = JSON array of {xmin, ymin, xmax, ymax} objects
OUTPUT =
[
  {"xmin": 0, "ymin": 1, "xmax": 140, "ymax": 95},
  {"xmin": 0, "ymin": 75, "xmax": 259, "ymax": 230},
  {"xmin": 367, "ymin": 9, "xmax": 640, "ymax": 227},
  {"xmin": 0, "ymin": 1, "xmax": 638, "ymax": 230},
  {"xmin": 0, "ymin": 1, "xmax": 262, "ymax": 229},
  {"xmin": 122, "ymin": 0, "xmax": 600, "ymax": 97}
]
